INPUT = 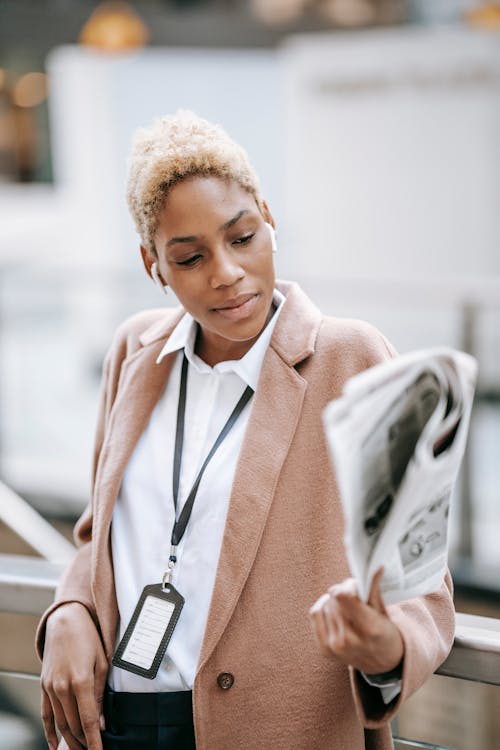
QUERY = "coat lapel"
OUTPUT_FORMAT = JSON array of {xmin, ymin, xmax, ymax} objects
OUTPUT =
[
  {"xmin": 92, "ymin": 312, "xmax": 183, "ymax": 648},
  {"xmin": 198, "ymin": 282, "xmax": 322, "ymax": 670}
]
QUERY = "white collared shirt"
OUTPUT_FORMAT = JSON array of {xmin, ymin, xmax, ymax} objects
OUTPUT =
[{"xmin": 108, "ymin": 290, "xmax": 285, "ymax": 692}]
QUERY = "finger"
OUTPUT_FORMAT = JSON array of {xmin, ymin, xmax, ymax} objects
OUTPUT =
[
  {"xmin": 41, "ymin": 688, "xmax": 59, "ymax": 750},
  {"xmin": 74, "ymin": 679, "xmax": 104, "ymax": 750},
  {"xmin": 53, "ymin": 678, "xmax": 89, "ymax": 747},
  {"xmin": 309, "ymin": 594, "xmax": 332, "ymax": 656},
  {"xmin": 309, "ymin": 592, "xmax": 329, "ymax": 619},
  {"xmin": 49, "ymin": 690, "xmax": 85, "ymax": 750},
  {"xmin": 367, "ymin": 567, "xmax": 387, "ymax": 614},
  {"xmin": 323, "ymin": 595, "xmax": 343, "ymax": 649},
  {"xmin": 328, "ymin": 578, "xmax": 358, "ymax": 598},
  {"xmin": 329, "ymin": 587, "xmax": 385, "ymax": 644},
  {"xmin": 94, "ymin": 657, "xmax": 108, "ymax": 732},
  {"xmin": 328, "ymin": 582, "xmax": 363, "ymax": 630},
  {"xmin": 324, "ymin": 595, "xmax": 367, "ymax": 664}
]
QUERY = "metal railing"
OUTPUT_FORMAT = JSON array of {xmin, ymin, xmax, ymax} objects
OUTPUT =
[
  {"xmin": 394, "ymin": 742, "xmax": 454, "ymax": 750},
  {"xmin": 2, "ymin": 552, "xmax": 498, "ymax": 684},
  {"xmin": 0, "ymin": 480, "xmax": 75, "ymax": 564}
]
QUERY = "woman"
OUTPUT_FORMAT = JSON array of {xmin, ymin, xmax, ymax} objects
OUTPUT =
[{"xmin": 38, "ymin": 111, "xmax": 454, "ymax": 750}]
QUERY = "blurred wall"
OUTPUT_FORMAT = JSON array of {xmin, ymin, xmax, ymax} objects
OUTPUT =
[
  {"xmin": 45, "ymin": 45, "xmax": 285, "ymax": 272},
  {"xmin": 283, "ymin": 27, "xmax": 500, "ymax": 281},
  {"xmin": 0, "ymin": 28, "xmax": 499, "ymax": 544}
]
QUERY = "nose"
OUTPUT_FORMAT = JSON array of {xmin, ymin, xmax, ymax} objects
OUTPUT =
[{"xmin": 209, "ymin": 246, "xmax": 244, "ymax": 289}]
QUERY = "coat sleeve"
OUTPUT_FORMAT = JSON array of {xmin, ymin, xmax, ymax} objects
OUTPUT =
[
  {"xmin": 35, "ymin": 338, "xmax": 123, "ymax": 660},
  {"xmin": 350, "ymin": 572, "xmax": 455, "ymax": 725}
]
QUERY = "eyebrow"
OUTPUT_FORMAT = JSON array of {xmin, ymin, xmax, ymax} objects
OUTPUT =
[
  {"xmin": 166, "ymin": 210, "xmax": 250, "ymax": 248},
  {"xmin": 221, "ymin": 209, "xmax": 249, "ymax": 230}
]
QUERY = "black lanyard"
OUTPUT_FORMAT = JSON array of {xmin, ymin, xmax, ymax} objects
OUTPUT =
[{"xmin": 169, "ymin": 353, "xmax": 254, "ymax": 552}]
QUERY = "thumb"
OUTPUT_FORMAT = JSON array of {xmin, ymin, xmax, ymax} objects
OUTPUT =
[{"xmin": 367, "ymin": 566, "xmax": 387, "ymax": 614}]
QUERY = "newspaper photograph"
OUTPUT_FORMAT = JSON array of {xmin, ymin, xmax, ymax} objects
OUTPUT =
[{"xmin": 323, "ymin": 347, "xmax": 478, "ymax": 605}]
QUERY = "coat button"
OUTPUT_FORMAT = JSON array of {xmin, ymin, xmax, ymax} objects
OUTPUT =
[{"xmin": 217, "ymin": 672, "xmax": 234, "ymax": 690}]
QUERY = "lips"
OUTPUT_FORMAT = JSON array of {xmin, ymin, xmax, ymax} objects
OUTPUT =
[
  {"xmin": 214, "ymin": 293, "xmax": 257, "ymax": 311},
  {"xmin": 212, "ymin": 292, "xmax": 259, "ymax": 321}
]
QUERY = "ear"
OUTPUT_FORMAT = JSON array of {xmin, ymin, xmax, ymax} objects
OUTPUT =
[
  {"xmin": 140, "ymin": 245, "xmax": 157, "ymax": 281},
  {"xmin": 260, "ymin": 200, "xmax": 275, "ymax": 229}
]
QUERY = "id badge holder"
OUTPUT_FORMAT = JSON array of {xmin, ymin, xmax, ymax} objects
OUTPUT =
[{"xmin": 112, "ymin": 581, "xmax": 184, "ymax": 679}]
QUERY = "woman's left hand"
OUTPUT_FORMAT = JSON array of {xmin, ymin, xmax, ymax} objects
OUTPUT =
[{"xmin": 309, "ymin": 568, "xmax": 404, "ymax": 675}]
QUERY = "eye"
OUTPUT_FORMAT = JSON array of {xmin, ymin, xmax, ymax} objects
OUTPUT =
[
  {"xmin": 232, "ymin": 233, "xmax": 255, "ymax": 246},
  {"xmin": 176, "ymin": 254, "xmax": 202, "ymax": 267}
]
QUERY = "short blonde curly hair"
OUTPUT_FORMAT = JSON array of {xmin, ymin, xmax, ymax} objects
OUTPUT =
[{"xmin": 126, "ymin": 110, "xmax": 265, "ymax": 254}]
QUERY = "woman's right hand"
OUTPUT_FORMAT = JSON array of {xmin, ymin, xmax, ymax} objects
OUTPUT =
[{"xmin": 41, "ymin": 602, "xmax": 108, "ymax": 750}]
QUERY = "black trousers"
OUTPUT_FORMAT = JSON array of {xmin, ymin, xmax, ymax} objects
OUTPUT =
[{"xmin": 101, "ymin": 686, "xmax": 196, "ymax": 750}]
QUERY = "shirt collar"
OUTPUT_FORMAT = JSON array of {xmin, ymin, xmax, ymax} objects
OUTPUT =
[{"xmin": 156, "ymin": 289, "xmax": 286, "ymax": 390}]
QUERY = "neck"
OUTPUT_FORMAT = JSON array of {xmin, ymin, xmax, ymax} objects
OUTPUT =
[
  {"xmin": 194, "ymin": 303, "xmax": 276, "ymax": 367},
  {"xmin": 194, "ymin": 329, "xmax": 257, "ymax": 367}
]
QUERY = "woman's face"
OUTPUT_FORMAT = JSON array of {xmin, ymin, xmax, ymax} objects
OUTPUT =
[{"xmin": 145, "ymin": 176, "xmax": 276, "ymax": 366}]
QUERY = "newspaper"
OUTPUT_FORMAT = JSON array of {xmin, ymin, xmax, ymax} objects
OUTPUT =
[{"xmin": 323, "ymin": 347, "xmax": 478, "ymax": 605}]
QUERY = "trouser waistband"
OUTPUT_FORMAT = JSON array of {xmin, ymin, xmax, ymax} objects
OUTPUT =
[{"xmin": 104, "ymin": 685, "xmax": 193, "ymax": 726}]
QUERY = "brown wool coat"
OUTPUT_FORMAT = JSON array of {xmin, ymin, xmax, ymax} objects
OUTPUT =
[{"xmin": 37, "ymin": 281, "xmax": 455, "ymax": 750}]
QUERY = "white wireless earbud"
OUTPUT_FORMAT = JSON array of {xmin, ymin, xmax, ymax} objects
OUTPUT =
[
  {"xmin": 151, "ymin": 262, "xmax": 168, "ymax": 296},
  {"xmin": 265, "ymin": 222, "xmax": 277, "ymax": 254}
]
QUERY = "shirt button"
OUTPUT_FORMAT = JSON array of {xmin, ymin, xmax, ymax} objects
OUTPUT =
[{"xmin": 217, "ymin": 672, "xmax": 234, "ymax": 690}]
